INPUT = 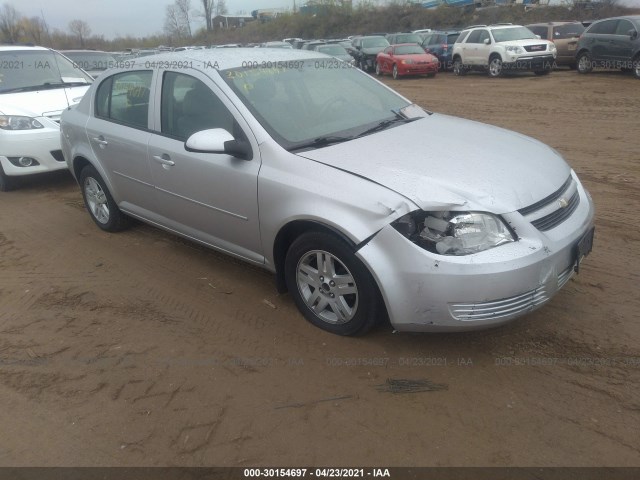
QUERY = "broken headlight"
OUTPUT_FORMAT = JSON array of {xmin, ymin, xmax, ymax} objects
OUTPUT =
[{"xmin": 392, "ymin": 211, "xmax": 516, "ymax": 256}]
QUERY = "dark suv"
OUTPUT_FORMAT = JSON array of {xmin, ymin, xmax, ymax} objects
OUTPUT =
[
  {"xmin": 576, "ymin": 15, "xmax": 640, "ymax": 79},
  {"xmin": 421, "ymin": 31, "xmax": 461, "ymax": 70},
  {"xmin": 351, "ymin": 36, "xmax": 390, "ymax": 72}
]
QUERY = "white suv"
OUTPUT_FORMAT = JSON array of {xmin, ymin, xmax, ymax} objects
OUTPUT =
[
  {"xmin": 452, "ymin": 24, "xmax": 556, "ymax": 77},
  {"xmin": 0, "ymin": 46, "xmax": 92, "ymax": 191}
]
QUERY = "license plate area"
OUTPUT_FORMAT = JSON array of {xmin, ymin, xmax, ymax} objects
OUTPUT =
[{"xmin": 574, "ymin": 227, "xmax": 595, "ymax": 273}]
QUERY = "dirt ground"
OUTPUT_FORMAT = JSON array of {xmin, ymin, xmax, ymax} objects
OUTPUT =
[{"xmin": 0, "ymin": 69, "xmax": 639, "ymax": 468}]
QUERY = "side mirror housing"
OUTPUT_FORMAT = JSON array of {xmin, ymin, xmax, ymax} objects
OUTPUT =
[
  {"xmin": 185, "ymin": 128, "xmax": 252, "ymax": 160},
  {"xmin": 483, "ymin": 38, "xmax": 491, "ymax": 45},
  {"xmin": 629, "ymin": 29, "xmax": 638, "ymax": 40}
]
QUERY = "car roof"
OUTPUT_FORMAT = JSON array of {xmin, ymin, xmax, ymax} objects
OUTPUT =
[
  {"xmin": 117, "ymin": 48, "xmax": 323, "ymax": 70},
  {"xmin": 525, "ymin": 21, "xmax": 582, "ymax": 27},
  {"xmin": 0, "ymin": 45, "xmax": 49, "ymax": 52}
]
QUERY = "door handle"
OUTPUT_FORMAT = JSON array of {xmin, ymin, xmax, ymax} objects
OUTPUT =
[
  {"xmin": 153, "ymin": 154, "xmax": 175, "ymax": 168},
  {"xmin": 93, "ymin": 136, "xmax": 108, "ymax": 147}
]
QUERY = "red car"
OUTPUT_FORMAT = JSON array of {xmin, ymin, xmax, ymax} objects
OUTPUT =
[{"xmin": 375, "ymin": 44, "xmax": 439, "ymax": 79}]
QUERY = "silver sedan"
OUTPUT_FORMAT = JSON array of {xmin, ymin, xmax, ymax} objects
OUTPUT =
[{"xmin": 60, "ymin": 49, "xmax": 595, "ymax": 335}]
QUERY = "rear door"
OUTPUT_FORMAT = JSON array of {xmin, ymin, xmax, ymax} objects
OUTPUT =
[
  {"xmin": 147, "ymin": 70, "xmax": 263, "ymax": 263},
  {"xmin": 85, "ymin": 70, "xmax": 156, "ymax": 215},
  {"xmin": 589, "ymin": 19, "xmax": 619, "ymax": 63}
]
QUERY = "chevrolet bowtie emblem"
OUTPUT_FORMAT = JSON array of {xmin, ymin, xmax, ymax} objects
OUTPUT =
[{"xmin": 558, "ymin": 198, "xmax": 569, "ymax": 208}]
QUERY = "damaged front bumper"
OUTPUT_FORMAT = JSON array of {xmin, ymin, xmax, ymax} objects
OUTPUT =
[{"xmin": 356, "ymin": 185, "xmax": 595, "ymax": 332}]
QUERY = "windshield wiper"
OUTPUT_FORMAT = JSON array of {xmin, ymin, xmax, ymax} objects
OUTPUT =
[
  {"xmin": 355, "ymin": 115, "xmax": 419, "ymax": 139},
  {"xmin": 288, "ymin": 135, "xmax": 354, "ymax": 152}
]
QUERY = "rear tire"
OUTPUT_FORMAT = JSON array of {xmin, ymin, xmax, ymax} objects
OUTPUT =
[
  {"xmin": 392, "ymin": 64, "xmax": 399, "ymax": 79},
  {"xmin": 80, "ymin": 165, "xmax": 130, "ymax": 232},
  {"xmin": 375, "ymin": 62, "xmax": 382, "ymax": 76},
  {"xmin": 284, "ymin": 231, "xmax": 380, "ymax": 336},
  {"xmin": 453, "ymin": 57, "xmax": 466, "ymax": 76},
  {"xmin": 633, "ymin": 55, "xmax": 640, "ymax": 80}
]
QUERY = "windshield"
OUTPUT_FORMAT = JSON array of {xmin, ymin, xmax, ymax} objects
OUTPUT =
[
  {"xmin": 0, "ymin": 49, "xmax": 93, "ymax": 93},
  {"xmin": 395, "ymin": 45, "xmax": 426, "ymax": 55},
  {"xmin": 362, "ymin": 37, "xmax": 389, "ymax": 48},
  {"xmin": 394, "ymin": 34, "xmax": 422, "ymax": 44},
  {"xmin": 221, "ymin": 59, "xmax": 410, "ymax": 150},
  {"xmin": 317, "ymin": 45, "xmax": 348, "ymax": 55},
  {"xmin": 492, "ymin": 27, "xmax": 537, "ymax": 43},
  {"xmin": 62, "ymin": 51, "xmax": 117, "ymax": 71}
]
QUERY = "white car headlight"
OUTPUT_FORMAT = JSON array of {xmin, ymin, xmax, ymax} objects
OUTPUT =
[
  {"xmin": 549, "ymin": 43, "xmax": 557, "ymax": 52},
  {"xmin": 392, "ymin": 211, "xmax": 516, "ymax": 256},
  {"xmin": 0, "ymin": 115, "xmax": 45, "ymax": 131},
  {"xmin": 505, "ymin": 46, "xmax": 524, "ymax": 55}
]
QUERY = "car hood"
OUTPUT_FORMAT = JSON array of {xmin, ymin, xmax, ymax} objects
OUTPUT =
[
  {"xmin": 0, "ymin": 85, "xmax": 90, "ymax": 119},
  {"xmin": 297, "ymin": 113, "xmax": 571, "ymax": 213}
]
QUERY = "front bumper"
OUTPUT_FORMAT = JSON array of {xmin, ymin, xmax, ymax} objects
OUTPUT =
[
  {"xmin": 503, "ymin": 54, "xmax": 555, "ymax": 72},
  {"xmin": 0, "ymin": 121, "xmax": 67, "ymax": 177},
  {"xmin": 398, "ymin": 63, "xmax": 439, "ymax": 76},
  {"xmin": 356, "ymin": 178, "xmax": 595, "ymax": 332}
]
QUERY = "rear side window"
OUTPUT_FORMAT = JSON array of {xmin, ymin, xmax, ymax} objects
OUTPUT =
[
  {"xmin": 527, "ymin": 26, "xmax": 548, "ymax": 39},
  {"xmin": 553, "ymin": 23, "xmax": 585, "ymax": 39},
  {"xmin": 466, "ymin": 30, "xmax": 482, "ymax": 44},
  {"xmin": 614, "ymin": 19, "xmax": 635, "ymax": 36},
  {"xmin": 588, "ymin": 19, "xmax": 618, "ymax": 35},
  {"xmin": 457, "ymin": 30, "xmax": 470, "ymax": 43},
  {"xmin": 94, "ymin": 70, "xmax": 153, "ymax": 129}
]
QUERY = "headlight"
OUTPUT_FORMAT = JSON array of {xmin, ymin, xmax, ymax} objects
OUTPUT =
[
  {"xmin": 401, "ymin": 59, "xmax": 414, "ymax": 65},
  {"xmin": 392, "ymin": 211, "xmax": 516, "ymax": 256},
  {"xmin": 548, "ymin": 43, "xmax": 557, "ymax": 52},
  {"xmin": 0, "ymin": 115, "xmax": 44, "ymax": 130},
  {"xmin": 505, "ymin": 46, "xmax": 524, "ymax": 55}
]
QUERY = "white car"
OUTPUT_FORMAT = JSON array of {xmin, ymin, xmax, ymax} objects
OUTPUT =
[
  {"xmin": 0, "ymin": 46, "xmax": 92, "ymax": 191},
  {"xmin": 452, "ymin": 24, "xmax": 557, "ymax": 77}
]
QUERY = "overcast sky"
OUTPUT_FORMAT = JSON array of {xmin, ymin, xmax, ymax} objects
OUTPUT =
[{"xmin": 8, "ymin": 0, "xmax": 640, "ymax": 39}]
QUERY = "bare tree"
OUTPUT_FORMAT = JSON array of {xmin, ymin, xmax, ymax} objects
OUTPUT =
[
  {"xmin": 68, "ymin": 19, "xmax": 91, "ymax": 48},
  {"xmin": 175, "ymin": 0, "xmax": 193, "ymax": 37},
  {"xmin": 200, "ymin": 0, "xmax": 213, "ymax": 31},
  {"xmin": 0, "ymin": 3, "xmax": 22, "ymax": 43},
  {"xmin": 22, "ymin": 16, "xmax": 46, "ymax": 45},
  {"xmin": 215, "ymin": 0, "xmax": 228, "ymax": 16},
  {"xmin": 164, "ymin": 4, "xmax": 190, "ymax": 40}
]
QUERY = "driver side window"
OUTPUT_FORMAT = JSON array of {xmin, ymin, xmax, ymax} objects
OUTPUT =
[{"xmin": 160, "ymin": 72, "xmax": 235, "ymax": 141}]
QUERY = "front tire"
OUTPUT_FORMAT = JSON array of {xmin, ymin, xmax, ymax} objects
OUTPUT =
[
  {"xmin": 392, "ymin": 64, "xmax": 399, "ymax": 80},
  {"xmin": 577, "ymin": 52, "xmax": 593, "ymax": 74},
  {"xmin": 0, "ymin": 164, "xmax": 14, "ymax": 192},
  {"xmin": 80, "ymin": 165, "xmax": 130, "ymax": 232},
  {"xmin": 633, "ymin": 55, "xmax": 640, "ymax": 80},
  {"xmin": 375, "ymin": 61, "xmax": 382, "ymax": 76},
  {"xmin": 488, "ymin": 55, "xmax": 503, "ymax": 78},
  {"xmin": 284, "ymin": 232, "xmax": 380, "ymax": 336}
]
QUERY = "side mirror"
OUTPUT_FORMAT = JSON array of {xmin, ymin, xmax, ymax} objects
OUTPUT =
[
  {"xmin": 629, "ymin": 29, "xmax": 638, "ymax": 40},
  {"xmin": 483, "ymin": 38, "xmax": 491, "ymax": 45},
  {"xmin": 535, "ymin": 34, "xmax": 541, "ymax": 39},
  {"xmin": 185, "ymin": 128, "xmax": 252, "ymax": 160}
]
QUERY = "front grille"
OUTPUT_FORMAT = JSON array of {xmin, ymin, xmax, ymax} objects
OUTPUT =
[
  {"xmin": 524, "ymin": 44, "xmax": 547, "ymax": 52},
  {"xmin": 519, "ymin": 176, "xmax": 572, "ymax": 216},
  {"xmin": 449, "ymin": 287, "xmax": 549, "ymax": 321},
  {"xmin": 518, "ymin": 175, "xmax": 580, "ymax": 231},
  {"xmin": 531, "ymin": 190, "xmax": 580, "ymax": 231},
  {"xmin": 50, "ymin": 150, "xmax": 65, "ymax": 162}
]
